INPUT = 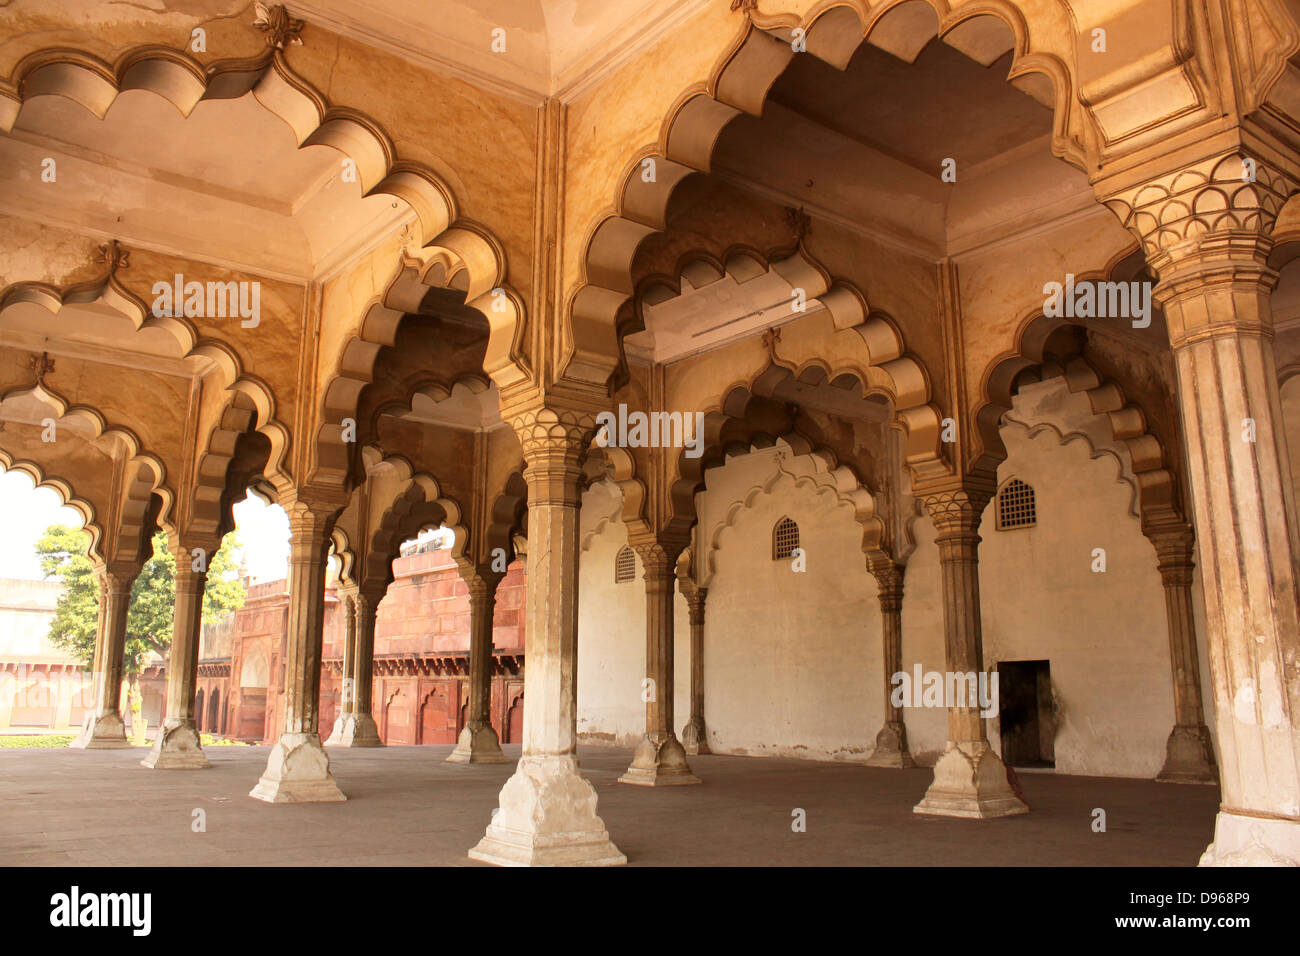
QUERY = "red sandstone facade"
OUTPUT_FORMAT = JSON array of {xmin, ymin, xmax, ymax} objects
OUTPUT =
[{"xmin": 196, "ymin": 547, "xmax": 525, "ymax": 745}]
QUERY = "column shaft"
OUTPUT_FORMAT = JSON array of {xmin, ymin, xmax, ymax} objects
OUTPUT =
[
  {"xmin": 448, "ymin": 571, "xmax": 507, "ymax": 762},
  {"xmin": 250, "ymin": 499, "xmax": 346, "ymax": 801},
  {"xmin": 620, "ymin": 541, "xmax": 698, "ymax": 785},
  {"xmin": 1149, "ymin": 528, "xmax": 1216, "ymax": 783},
  {"xmin": 70, "ymin": 567, "xmax": 135, "ymax": 749},
  {"xmin": 866, "ymin": 564, "xmax": 914, "ymax": 768},
  {"xmin": 470, "ymin": 417, "xmax": 624, "ymax": 865},
  {"xmin": 1158, "ymin": 238, "xmax": 1300, "ymax": 861},
  {"xmin": 143, "ymin": 557, "xmax": 211, "ymax": 768},
  {"xmin": 914, "ymin": 491, "xmax": 1027, "ymax": 818},
  {"xmin": 680, "ymin": 585, "xmax": 709, "ymax": 756}
]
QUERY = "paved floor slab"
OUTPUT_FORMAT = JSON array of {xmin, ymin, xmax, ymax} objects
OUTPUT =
[{"xmin": 0, "ymin": 744, "xmax": 1220, "ymax": 866}]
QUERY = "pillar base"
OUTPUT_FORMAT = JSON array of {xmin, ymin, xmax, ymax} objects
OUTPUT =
[
  {"xmin": 249, "ymin": 732, "xmax": 347, "ymax": 803},
  {"xmin": 141, "ymin": 720, "xmax": 210, "ymax": 769},
  {"xmin": 325, "ymin": 713, "xmax": 383, "ymax": 748},
  {"xmin": 913, "ymin": 740, "xmax": 1029, "ymax": 819},
  {"xmin": 1200, "ymin": 810, "xmax": 1300, "ymax": 866},
  {"xmin": 865, "ymin": 720, "xmax": 915, "ymax": 768},
  {"xmin": 618, "ymin": 734, "xmax": 700, "ymax": 786},
  {"xmin": 447, "ymin": 721, "xmax": 509, "ymax": 763},
  {"xmin": 69, "ymin": 711, "xmax": 131, "ymax": 749},
  {"xmin": 681, "ymin": 717, "xmax": 710, "ymax": 756},
  {"xmin": 1156, "ymin": 723, "xmax": 1217, "ymax": 784},
  {"xmin": 469, "ymin": 754, "xmax": 626, "ymax": 866}
]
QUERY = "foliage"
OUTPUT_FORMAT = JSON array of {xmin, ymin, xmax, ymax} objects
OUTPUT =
[
  {"xmin": 38, "ymin": 528, "xmax": 246, "ymax": 679},
  {"xmin": 0, "ymin": 734, "xmax": 76, "ymax": 748}
]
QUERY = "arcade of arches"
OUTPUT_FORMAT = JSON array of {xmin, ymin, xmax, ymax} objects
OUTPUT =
[{"xmin": 3, "ymin": 0, "xmax": 1300, "ymax": 867}]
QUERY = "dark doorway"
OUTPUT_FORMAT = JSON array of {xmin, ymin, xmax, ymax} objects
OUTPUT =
[{"xmin": 998, "ymin": 660, "xmax": 1054, "ymax": 768}]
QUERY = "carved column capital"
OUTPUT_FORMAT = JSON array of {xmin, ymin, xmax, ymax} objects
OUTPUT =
[
  {"xmin": 1102, "ymin": 151, "xmax": 1294, "ymax": 259},
  {"xmin": 871, "ymin": 563, "xmax": 905, "ymax": 613},
  {"xmin": 510, "ymin": 407, "xmax": 597, "ymax": 508},
  {"xmin": 630, "ymin": 536, "xmax": 688, "ymax": 581},
  {"xmin": 1148, "ymin": 524, "xmax": 1196, "ymax": 589},
  {"xmin": 683, "ymin": 586, "xmax": 708, "ymax": 626},
  {"xmin": 1101, "ymin": 150, "xmax": 1297, "ymax": 345},
  {"xmin": 920, "ymin": 488, "xmax": 990, "ymax": 540}
]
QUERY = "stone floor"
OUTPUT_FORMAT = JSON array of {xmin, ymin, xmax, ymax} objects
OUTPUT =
[{"xmin": 0, "ymin": 744, "xmax": 1220, "ymax": 866}]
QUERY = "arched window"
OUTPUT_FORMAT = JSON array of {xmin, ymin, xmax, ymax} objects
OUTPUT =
[
  {"xmin": 614, "ymin": 545, "xmax": 636, "ymax": 583},
  {"xmin": 997, "ymin": 478, "xmax": 1036, "ymax": 530},
  {"xmin": 773, "ymin": 516, "xmax": 800, "ymax": 560}
]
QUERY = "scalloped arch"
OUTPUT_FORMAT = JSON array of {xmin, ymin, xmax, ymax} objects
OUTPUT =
[
  {"xmin": 0, "ymin": 41, "xmax": 528, "ymax": 484},
  {"xmin": 315, "ymin": 255, "xmax": 523, "ymax": 490},
  {"xmin": 348, "ymin": 447, "xmax": 469, "ymax": 593},
  {"xmin": 0, "ymin": 281, "xmax": 294, "ymax": 535},
  {"xmin": 975, "ymin": 301, "xmax": 1184, "ymax": 531},
  {"xmin": 0, "ymin": 382, "xmax": 170, "ymax": 564},
  {"xmin": 565, "ymin": 0, "xmax": 1082, "ymax": 388}
]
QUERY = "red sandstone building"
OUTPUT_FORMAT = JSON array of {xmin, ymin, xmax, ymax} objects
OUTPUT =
[{"xmin": 196, "ymin": 543, "xmax": 525, "ymax": 746}]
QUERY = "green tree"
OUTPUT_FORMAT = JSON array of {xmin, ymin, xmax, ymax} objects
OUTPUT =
[{"xmin": 38, "ymin": 527, "xmax": 246, "ymax": 695}]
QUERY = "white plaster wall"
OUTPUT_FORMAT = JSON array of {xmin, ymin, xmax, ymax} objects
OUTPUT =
[
  {"xmin": 575, "ymin": 484, "xmax": 690, "ymax": 747},
  {"xmin": 699, "ymin": 450, "xmax": 883, "ymax": 761},
  {"xmin": 573, "ymin": 377, "xmax": 1216, "ymax": 779},
  {"xmin": 978, "ymin": 421, "xmax": 1174, "ymax": 778}
]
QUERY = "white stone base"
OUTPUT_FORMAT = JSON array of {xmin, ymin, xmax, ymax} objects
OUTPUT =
[
  {"xmin": 69, "ymin": 711, "xmax": 131, "ymax": 750},
  {"xmin": 446, "ymin": 722, "xmax": 509, "ymax": 763},
  {"xmin": 1200, "ymin": 810, "xmax": 1300, "ymax": 866},
  {"xmin": 681, "ymin": 718, "xmax": 710, "ymax": 756},
  {"xmin": 618, "ymin": 735, "xmax": 700, "ymax": 786},
  {"xmin": 1156, "ymin": 724, "xmax": 1217, "ymax": 784},
  {"xmin": 249, "ymin": 732, "xmax": 347, "ymax": 803},
  {"xmin": 913, "ymin": 740, "xmax": 1029, "ymax": 819},
  {"xmin": 469, "ymin": 755, "xmax": 626, "ymax": 866},
  {"xmin": 325, "ymin": 713, "xmax": 383, "ymax": 748},
  {"xmin": 866, "ymin": 721, "xmax": 915, "ymax": 768},
  {"xmin": 141, "ymin": 720, "xmax": 210, "ymax": 769}
]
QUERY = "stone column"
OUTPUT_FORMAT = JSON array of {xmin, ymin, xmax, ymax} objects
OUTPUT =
[
  {"xmin": 339, "ymin": 587, "xmax": 384, "ymax": 746},
  {"xmin": 913, "ymin": 489, "xmax": 1027, "ymax": 818},
  {"xmin": 143, "ymin": 552, "xmax": 211, "ymax": 769},
  {"xmin": 1107, "ymin": 154, "xmax": 1300, "ymax": 863},
  {"xmin": 679, "ymin": 583, "xmax": 709, "ymax": 756},
  {"xmin": 620, "ymin": 539, "xmax": 699, "ymax": 785},
  {"xmin": 866, "ymin": 562, "xmax": 914, "ymax": 768},
  {"xmin": 70, "ymin": 565, "xmax": 136, "ymax": 749},
  {"xmin": 1147, "ymin": 525, "xmax": 1217, "ymax": 784},
  {"xmin": 470, "ymin": 411, "xmax": 625, "ymax": 865},
  {"xmin": 325, "ymin": 589, "xmax": 356, "ymax": 745},
  {"xmin": 250, "ymin": 497, "xmax": 347, "ymax": 802},
  {"xmin": 448, "ymin": 567, "xmax": 508, "ymax": 763}
]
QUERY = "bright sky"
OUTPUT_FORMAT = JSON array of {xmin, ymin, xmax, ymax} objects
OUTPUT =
[{"xmin": 0, "ymin": 469, "xmax": 293, "ymax": 583}]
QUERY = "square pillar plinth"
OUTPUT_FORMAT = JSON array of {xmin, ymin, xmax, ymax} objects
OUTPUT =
[
  {"xmin": 469, "ymin": 755, "xmax": 626, "ymax": 866},
  {"xmin": 1200, "ymin": 810, "xmax": 1300, "ymax": 866},
  {"xmin": 325, "ymin": 713, "xmax": 383, "ymax": 748},
  {"xmin": 913, "ymin": 741, "xmax": 1029, "ymax": 819},
  {"xmin": 249, "ymin": 733, "xmax": 346, "ymax": 803},
  {"xmin": 69, "ymin": 711, "xmax": 131, "ymax": 749},
  {"xmin": 446, "ymin": 722, "xmax": 509, "ymax": 764},
  {"xmin": 141, "ymin": 720, "xmax": 210, "ymax": 769},
  {"xmin": 618, "ymin": 735, "xmax": 700, "ymax": 786}
]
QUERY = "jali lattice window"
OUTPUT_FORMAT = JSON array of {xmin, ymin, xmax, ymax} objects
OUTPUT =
[
  {"xmin": 997, "ymin": 478, "xmax": 1036, "ymax": 530},
  {"xmin": 614, "ymin": 545, "xmax": 636, "ymax": 583},
  {"xmin": 773, "ymin": 517, "xmax": 800, "ymax": 560}
]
